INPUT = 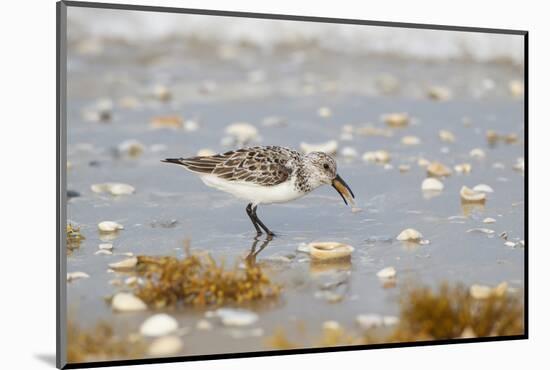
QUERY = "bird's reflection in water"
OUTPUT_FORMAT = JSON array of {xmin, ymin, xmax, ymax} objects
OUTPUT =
[{"xmin": 245, "ymin": 235, "xmax": 273, "ymax": 266}]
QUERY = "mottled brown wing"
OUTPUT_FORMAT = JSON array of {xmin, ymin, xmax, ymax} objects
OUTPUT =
[{"xmin": 168, "ymin": 146, "xmax": 299, "ymax": 186}]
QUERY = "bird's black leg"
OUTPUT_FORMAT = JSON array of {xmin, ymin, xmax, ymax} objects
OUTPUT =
[
  {"xmin": 252, "ymin": 205, "xmax": 275, "ymax": 236},
  {"xmin": 246, "ymin": 203, "xmax": 263, "ymax": 235}
]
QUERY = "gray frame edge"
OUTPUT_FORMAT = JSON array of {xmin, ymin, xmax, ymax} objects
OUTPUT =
[{"xmin": 57, "ymin": 1, "xmax": 68, "ymax": 369}]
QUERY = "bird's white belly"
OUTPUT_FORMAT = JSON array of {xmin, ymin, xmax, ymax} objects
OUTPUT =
[{"xmin": 200, "ymin": 175, "xmax": 304, "ymax": 205}]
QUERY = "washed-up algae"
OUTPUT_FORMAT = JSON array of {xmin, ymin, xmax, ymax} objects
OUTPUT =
[
  {"xmin": 133, "ymin": 248, "xmax": 281, "ymax": 308},
  {"xmin": 67, "ymin": 320, "xmax": 145, "ymax": 363},
  {"xmin": 66, "ymin": 224, "xmax": 85, "ymax": 254},
  {"xmin": 267, "ymin": 283, "xmax": 524, "ymax": 349}
]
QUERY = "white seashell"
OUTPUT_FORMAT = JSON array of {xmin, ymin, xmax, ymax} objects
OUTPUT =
[
  {"xmin": 318, "ymin": 107, "xmax": 332, "ymax": 118},
  {"xmin": 439, "ymin": 130, "xmax": 455, "ymax": 143},
  {"xmin": 362, "ymin": 150, "xmax": 391, "ymax": 164},
  {"xmin": 396, "ymin": 228, "xmax": 423, "ymax": 242},
  {"xmin": 225, "ymin": 122, "xmax": 258, "ymax": 144},
  {"xmin": 473, "ymin": 184, "xmax": 494, "ymax": 193},
  {"xmin": 470, "ymin": 148, "xmax": 486, "ymax": 159},
  {"xmin": 322, "ymin": 321, "xmax": 341, "ymax": 331},
  {"xmin": 460, "ymin": 186, "xmax": 486, "ymax": 203},
  {"xmin": 67, "ymin": 272, "xmax": 90, "ymax": 282},
  {"xmin": 356, "ymin": 314, "xmax": 382, "ymax": 330},
  {"xmin": 215, "ymin": 308, "xmax": 258, "ymax": 326},
  {"xmin": 483, "ymin": 218, "xmax": 496, "ymax": 224},
  {"xmin": 504, "ymin": 241, "xmax": 516, "ymax": 247},
  {"xmin": 417, "ymin": 158, "xmax": 430, "ymax": 167},
  {"xmin": 98, "ymin": 221, "xmax": 124, "ymax": 232},
  {"xmin": 422, "ymin": 178, "xmax": 444, "ymax": 191},
  {"xmin": 94, "ymin": 250, "xmax": 113, "ymax": 255},
  {"xmin": 140, "ymin": 314, "xmax": 179, "ymax": 337},
  {"xmin": 184, "ymin": 120, "xmax": 199, "ymax": 132},
  {"xmin": 300, "ymin": 140, "xmax": 338, "ymax": 155},
  {"xmin": 513, "ymin": 158, "xmax": 524, "ymax": 173},
  {"xmin": 454, "ymin": 163, "xmax": 472, "ymax": 174},
  {"xmin": 118, "ymin": 140, "xmax": 145, "ymax": 157},
  {"xmin": 152, "ymin": 84, "xmax": 172, "ymax": 101},
  {"xmin": 382, "ymin": 113, "xmax": 409, "ymax": 127},
  {"xmin": 427, "ymin": 86, "xmax": 452, "ymax": 101},
  {"xmin": 196, "ymin": 319, "xmax": 213, "ymax": 331},
  {"xmin": 508, "ymin": 80, "xmax": 524, "ymax": 98},
  {"xmin": 382, "ymin": 316, "xmax": 399, "ymax": 326},
  {"xmin": 401, "ymin": 136, "xmax": 421, "ymax": 145},
  {"xmin": 308, "ymin": 242, "xmax": 354, "ymax": 261},
  {"xmin": 377, "ymin": 266, "xmax": 396, "ymax": 279},
  {"xmin": 111, "ymin": 292, "xmax": 147, "ymax": 312},
  {"xmin": 197, "ymin": 148, "xmax": 216, "ymax": 157},
  {"xmin": 92, "ymin": 183, "xmax": 135, "ymax": 196},
  {"xmin": 341, "ymin": 147, "xmax": 358, "ymax": 159},
  {"xmin": 398, "ymin": 164, "xmax": 411, "ymax": 172},
  {"xmin": 147, "ymin": 336, "xmax": 183, "ymax": 356},
  {"xmin": 108, "ymin": 256, "xmax": 138, "ymax": 270},
  {"xmin": 467, "ymin": 228, "xmax": 495, "ymax": 235},
  {"xmin": 470, "ymin": 284, "xmax": 492, "ymax": 299},
  {"xmin": 99, "ymin": 243, "xmax": 113, "ymax": 250},
  {"xmin": 427, "ymin": 162, "xmax": 452, "ymax": 177}
]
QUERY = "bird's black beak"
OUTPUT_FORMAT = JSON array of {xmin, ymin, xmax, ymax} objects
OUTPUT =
[{"xmin": 332, "ymin": 174, "xmax": 355, "ymax": 206}]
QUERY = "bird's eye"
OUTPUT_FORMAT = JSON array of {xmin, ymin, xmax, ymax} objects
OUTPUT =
[{"xmin": 323, "ymin": 163, "xmax": 329, "ymax": 170}]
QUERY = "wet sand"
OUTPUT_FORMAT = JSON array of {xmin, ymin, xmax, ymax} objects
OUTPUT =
[{"xmin": 66, "ymin": 37, "xmax": 525, "ymax": 358}]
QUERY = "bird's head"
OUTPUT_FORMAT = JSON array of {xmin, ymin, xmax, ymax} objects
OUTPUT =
[{"xmin": 304, "ymin": 152, "xmax": 355, "ymax": 205}]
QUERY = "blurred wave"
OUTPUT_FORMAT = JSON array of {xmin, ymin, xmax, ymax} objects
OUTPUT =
[{"xmin": 68, "ymin": 8, "xmax": 524, "ymax": 65}]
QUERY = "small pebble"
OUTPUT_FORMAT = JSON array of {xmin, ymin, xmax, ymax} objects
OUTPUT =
[
  {"xmin": 148, "ymin": 336, "xmax": 183, "ymax": 356},
  {"xmin": 401, "ymin": 136, "xmax": 421, "ymax": 145},
  {"xmin": 439, "ymin": 130, "xmax": 455, "ymax": 143},
  {"xmin": 97, "ymin": 221, "xmax": 124, "ymax": 233},
  {"xmin": 396, "ymin": 228, "xmax": 423, "ymax": 242},
  {"xmin": 196, "ymin": 319, "xmax": 213, "ymax": 331},
  {"xmin": 454, "ymin": 163, "xmax": 472, "ymax": 174},
  {"xmin": 362, "ymin": 150, "xmax": 391, "ymax": 164},
  {"xmin": 427, "ymin": 86, "xmax": 452, "ymax": 101},
  {"xmin": 382, "ymin": 113, "xmax": 409, "ymax": 127},
  {"xmin": 111, "ymin": 292, "xmax": 147, "ymax": 312},
  {"xmin": 140, "ymin": 314, "xmax": 179, "ymax": 337},
  {"xmin": 422, "ymin": 178, "xmax": 444, "ymax": 191},
  {"xmin": 377, "ymin": 266, "xmax": 396, "ymax": 279},
  {"xmin": 470, "ymin": 148, "xmax": 486, "ymax": 159},
  {"xmin": 427, "ymin": 162, "xmax": 452, "ymax": 177},
  {"xmin": 318, "ymin": 107, "xmax": 332, "ymax": 118}
]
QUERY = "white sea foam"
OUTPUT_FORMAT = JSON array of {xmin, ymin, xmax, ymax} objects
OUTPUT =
[{"xmin": 68, "ymin": 8, "xmax": 524, "ymax": 64}]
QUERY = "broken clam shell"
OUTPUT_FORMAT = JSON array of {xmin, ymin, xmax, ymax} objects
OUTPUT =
[
  {"xmin": 460, "ymin": 186, "xmax": 486, "ymax": 203},
  {"xmin": 140, "ymin": 314, "xmax": 179, "ymax": 337},
  {"xmin": 308, "ymin": 242, "xmax": 354, "ymax": 261},
  {"xmin": 422, "ymin": 178, "xmax": 444, "ymax": 191},
  {"xmin": 112, "ymin": 292, "xmax": 147, "ymax": 312},
  {"xmin": 427, "ymin": 162, "xmax": 452, "ymax": 177},
  {"xmin": 97, "ymin": 221, "xmax": 124, "ymax": 232},
  {"xmin": 396, "ymin": 228, "xmax": 423, "ymax": 242}
]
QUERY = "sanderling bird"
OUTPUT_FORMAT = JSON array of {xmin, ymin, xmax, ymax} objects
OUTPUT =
[{"xmin": 162, "ymin": 146, "xmax": 355, "ymax": 236}]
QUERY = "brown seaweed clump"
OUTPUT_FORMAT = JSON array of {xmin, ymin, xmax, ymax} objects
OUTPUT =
[
  {"xmin": 266, "ymin": 283, "xmax": 524, "ymax": 350},
  {"xmin": 66, "ymin": 224, "xmax": 85, "ymax": 254},
  {"xmin": 133, "ymin": 250, "xmax": 281, "ymax": 308},
  {"xmin": 390, "ymin": 283, "xmax": 524, "ymax": 341},
  {"xmin": 67, "ymin": 320, "xmax": 145, "ymax": 363}
]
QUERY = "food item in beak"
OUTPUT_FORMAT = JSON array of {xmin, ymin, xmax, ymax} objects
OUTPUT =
[{"xmin": 332, "ymin": 174, "xmax": 355, "ymax": 206}]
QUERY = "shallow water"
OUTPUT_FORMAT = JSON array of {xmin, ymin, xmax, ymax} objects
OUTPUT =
[{"xmin": 66, "ymin": 38, "xmax": 525, "ymax": 358}]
